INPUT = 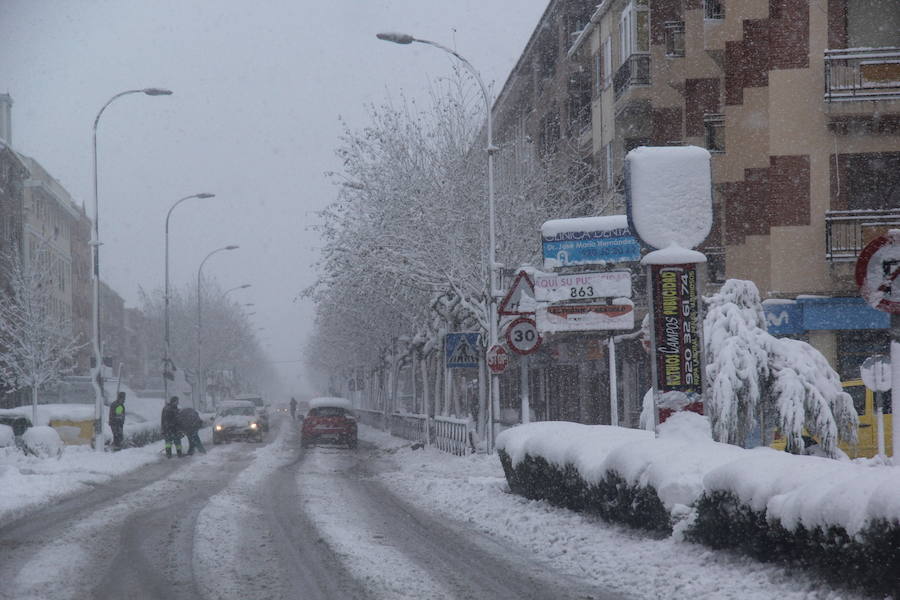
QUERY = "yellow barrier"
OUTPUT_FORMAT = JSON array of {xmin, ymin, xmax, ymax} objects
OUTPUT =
[{"xmin": 49, "ymin": 419, "xmax": 94, "ymax": 445}]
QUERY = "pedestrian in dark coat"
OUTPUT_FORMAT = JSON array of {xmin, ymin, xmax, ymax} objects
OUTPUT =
[
  {"xmin": 109, "ymin": 391, "xmax": 126, "ymax": 450},
  {"xmin": 161, "ymin": 396, "xmax": 183, "ymax": 458},
  {"xmin": 177, "ymin": 406, "xmax": 206, "ymax": 455},
  {"xmin": 290, "ymin": 397, "xmax": 298, "ymax": 421}
]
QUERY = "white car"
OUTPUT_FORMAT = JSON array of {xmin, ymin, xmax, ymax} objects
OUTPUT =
[{"xmin": 212, "ymin": 400, "xmax": 263, "ymax": 444}]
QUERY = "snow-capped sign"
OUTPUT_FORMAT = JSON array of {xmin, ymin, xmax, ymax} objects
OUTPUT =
[
  {"xmin": 497, "ymin": 270, "xmax": 536, "ymax": 316},
  {"xmin": 860, "ymin": 355, "xmax": 891, "ymax": 392},
  {"xmin": 486, "ymin": 345, "xmax": 509, "ymax": 374},
  {"xmin": 540, "ymin": 215, "xmax": 641, "ymax": 268},
  {"xmin": 445, "ymin": 333, "xmax": 481, "ymax": 369},
  {"xmin": 536, "ymin": 299, "xmax": 634, "ymax": 333},
  {"xmin": 625, "ymin": 146, "xmax": 712, "ymax": 250},
  {"xmin": 533, "ymin": 270, "xmax": 631, "ymax": 302},
  {"xmin": 505, "ymin": 317, "xmax": 542, "ymax": 355},
  {"xmin": 855, "ymin": 230, "xmax": 900, "ymax": 314}
]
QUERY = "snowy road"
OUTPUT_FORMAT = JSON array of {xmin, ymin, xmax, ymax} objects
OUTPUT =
[{"xmin": 0, "ymin": 422, "xmax": 622, "ymax": 600}]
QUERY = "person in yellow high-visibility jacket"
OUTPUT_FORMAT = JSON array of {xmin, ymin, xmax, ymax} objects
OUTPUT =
[{"xmin": 109, "ymin": 391, "xmax": 126, "ymax": 450}]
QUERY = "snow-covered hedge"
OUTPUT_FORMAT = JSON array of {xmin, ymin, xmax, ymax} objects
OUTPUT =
[
  {"xmin": 496, "ymin": 415, "xmax": 900, "ymax": 597},
  {"xmin": 21, "ymin": 426, "xmax": 64, "ymax": 458}
]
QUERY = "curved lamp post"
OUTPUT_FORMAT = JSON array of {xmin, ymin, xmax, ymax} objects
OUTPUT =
[
  {"xmin": 164, "ymin": 192, "xmax": 215, "ymax": 400},
  {"xmin": 377, "ymin": 32, "xmax": 499, "ymax": 451},
  {"xmin": 92, "ymin": 87, "xmax": 172, "ymax": 452},
  {"xmin": 222, "ymin": 283, "xmax": 251, "ymax": 298},
  {"xmin": 197, "ymin": 245, "xmax": 239, "ymax": 409}
]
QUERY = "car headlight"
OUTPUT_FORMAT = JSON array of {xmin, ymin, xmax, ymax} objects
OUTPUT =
[
  {"xmin": 250, "ymin": 422, "xmax": 258, "ymax": 429},
  {"xmin": 215, "ymin": 424, "xmax": 223, "ymax": 431}
]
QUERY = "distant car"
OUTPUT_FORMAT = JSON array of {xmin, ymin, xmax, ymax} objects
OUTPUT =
[
  {"xmin": 213, "ymin": 401, "xmax": 263, "ymax": 444},
  {"xmin": 301, "ymin": 397, "xmax": 357, "ymax": 449},
  {"xmin": 234, "ymin": 393, "xmax": 269, "ymax": 432}
]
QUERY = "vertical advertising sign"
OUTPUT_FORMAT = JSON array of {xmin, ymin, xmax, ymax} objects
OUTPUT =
[{"xmin": 650, "ymin": 264, "xmax": 702, "ymax": 395}]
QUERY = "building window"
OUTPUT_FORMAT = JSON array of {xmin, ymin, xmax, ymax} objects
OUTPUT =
[
  {"xmin": 705, "ymin": 0, "xmax": 724, "ymax": 20},
  {"xmin": 664, "ymin": 22, "xmax": 685, "ymax": 57},
  {"xmin": 602, "ymin": 36, "xmax": 612, "ymax": 88},
  {"xmin": 704, "ymin": 114, "xmax": 725, "ymax": 153},
  {"xmin": 593, "ymin": 52, "xmax": 602, "ymax": 97},
  {"xmin": 619, "ymin": 1, "xmax": 649, "ymax": 66}
]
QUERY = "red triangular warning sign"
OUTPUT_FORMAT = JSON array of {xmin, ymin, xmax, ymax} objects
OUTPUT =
[{"xmin": 498, "ymin": 270, "xmax": 536, "ymax": 316}]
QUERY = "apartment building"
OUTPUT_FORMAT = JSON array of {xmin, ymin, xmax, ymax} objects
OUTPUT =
[
  {"xmin": 0, "ymin": 97, "xmax": 26, "ymax": 274},
  {"xmin": 19, "ymin": 155, "xmax": 79, "ymax": 326},
  {"xmin": 571, "ymin": 0, "xmax": 900, "ymax": 381}
]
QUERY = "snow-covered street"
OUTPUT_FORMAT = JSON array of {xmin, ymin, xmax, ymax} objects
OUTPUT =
[{"xmin": 0, "ymin": 417, "xmax": 878, "ymax": 599}]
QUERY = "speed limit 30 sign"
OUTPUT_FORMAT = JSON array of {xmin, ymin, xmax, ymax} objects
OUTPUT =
[{"xmin": 506, "ymin": 317, "xmax": 542, "ymax": 355}]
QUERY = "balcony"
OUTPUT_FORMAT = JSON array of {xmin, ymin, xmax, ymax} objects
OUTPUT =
[
  {"xmin": 825, "ymin": 209, "xmax": 900, "ymax": 261},
  {"xmin": 613, "ymin": 54, "xmax": 650, "ymax": 101},
  {"xmin": 824, "ymin": 47, "xmax": 900, "ymax": 102}
]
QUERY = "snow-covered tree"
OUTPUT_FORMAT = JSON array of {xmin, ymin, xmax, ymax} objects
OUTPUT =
[
  {"xmin": 703, "ymin": 279, "xmax": 857, "ymax": 457},
  {"xmin": 0, "ymin": 247, "xmax": 82, "ymax": 422},
  {"xmin": 306, "ymin": 71, "xmax": 601, "ymax": 408},
  {"xmin": 137, "ymin": 280, "xmax": 278, "ymax": 399}
]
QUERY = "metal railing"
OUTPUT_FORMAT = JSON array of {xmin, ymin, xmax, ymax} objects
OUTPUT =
[
  {"xmin": 825, "ymin": 47, "xmax": 900, "ymax": 102},
  {"xmin": 389, "ymin": 412, "xmax": 428, "ymax": 444},
  {"xmin": 431, "ymin": 416, "xmax": 472, "ymax": 457},
  {"xmin": 613, "ymin": 54, "xmax": 650, "ymax": 100},
  {"xmin": 354, "ymin": 408, "xmax": 386, "ymax": 430},
  {"xmin": 825, "ymin": 209, "xmax": 900, "ymax": 261}
]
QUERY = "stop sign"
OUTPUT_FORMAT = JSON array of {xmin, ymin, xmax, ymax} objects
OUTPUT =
[{"xmin": 487, "ymin": 345, "xmax": 509, "ymax": 374}]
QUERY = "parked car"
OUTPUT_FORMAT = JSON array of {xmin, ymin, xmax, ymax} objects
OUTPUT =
[
  {"xmin": 213, "ymin": 401, "xmax": 264, "ymax": 444},
  {"xmin": 301, "ymin": 397, "xmax": 357, "ymax": 449},
  {"xmin": 234, "ymin": 393, "xmax": 269, "ymax": 432}
]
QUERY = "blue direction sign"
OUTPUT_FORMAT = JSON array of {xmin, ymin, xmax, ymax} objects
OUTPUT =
[{"xmin": 446, "ymin": 333, "xmax": 481, "ymax": 369}]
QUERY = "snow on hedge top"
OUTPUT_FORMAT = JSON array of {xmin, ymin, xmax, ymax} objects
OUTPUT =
[
  {"xmin": 704, "ymin": 452, "xmax": 900, "ymax": 535},
  {"xmin": 309, "ymin": 397, "xmax": 352, "ymax": 410},
  {"xmin": 497, "ymin": 414, "xmax": 900, "ymax": 534},
  {"xmin": 626, "ymin": 146, "xmax": 711, "ymax": 250}
]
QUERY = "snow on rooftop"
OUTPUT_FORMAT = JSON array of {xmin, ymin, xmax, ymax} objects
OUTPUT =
[{"xmin": 626, "ymin": 146, "xmax": 711, "ymax": 250}]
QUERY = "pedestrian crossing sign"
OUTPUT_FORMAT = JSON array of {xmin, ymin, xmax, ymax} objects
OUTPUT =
[{"xmin": 445, "ymin": 333, "xmax": 481, "ymax": 368}]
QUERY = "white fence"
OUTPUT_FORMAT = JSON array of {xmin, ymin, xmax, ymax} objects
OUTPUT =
[
  {"xmin": 354, "ymin": 408, "xmax": 386, "ymax": 431},
  {"xmin": 431, "ymin": 416, "xmax": 471, "ymax": 456},
  {"xmin": 389, "ymin": 413, "xmax": 428, "ymax": 444},
  {"xmin": 358, "ymin": 409, "xmax": 473, "ymax": 456}
]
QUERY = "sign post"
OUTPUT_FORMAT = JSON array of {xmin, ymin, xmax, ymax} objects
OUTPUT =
[
  {"xmin": 855, "ymin": 229, "xmax": 900, "ymax": 464},
  {"xmin": 625, "ymin": 146, "xmax": 712, "ymax": 428},
  {"xmin": 860, "ymin": 354, "xmax": 891, "ymax": 457}
]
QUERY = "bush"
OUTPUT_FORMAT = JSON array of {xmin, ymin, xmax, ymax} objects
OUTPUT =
[
  {"xmin": 687, "ymin": 491, "xmax": 900, "ymax": 598},
  {"xmin": 499, "ymin": 449, "xmax": 671, "ymax": 534},
  {"xmin": 22, "ymin": 426, "xmax": 64, "ymax": 458}
]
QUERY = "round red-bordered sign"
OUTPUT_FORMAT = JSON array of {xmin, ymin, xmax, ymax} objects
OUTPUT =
[
  {"xmin": 855, "ymin": 231, "xmax": 900, "ymax": 314},
  {"xmin": 486, "ymin": 345, "xmax": 509, "ymax": 374},
  {"xmin": 505, "ymin": 317, "xmax": 542, "ymax": 355}
]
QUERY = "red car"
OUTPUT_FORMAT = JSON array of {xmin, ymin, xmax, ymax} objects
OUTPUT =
[{"xmin": 301, "ymin": 398, "xmax": 357, "ymax": 449}]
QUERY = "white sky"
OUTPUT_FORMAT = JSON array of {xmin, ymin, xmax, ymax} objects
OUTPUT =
[{"xmin": 0, "ymin": 0, "xmax": 549, "ymax": 395}]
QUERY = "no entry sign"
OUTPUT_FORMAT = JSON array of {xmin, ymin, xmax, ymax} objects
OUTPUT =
[{"xmin": 856, "ymin": 231, "xmax": 900, "ymax": 314}]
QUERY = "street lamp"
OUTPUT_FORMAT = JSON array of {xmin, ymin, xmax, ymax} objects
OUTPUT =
[
  {"xmin": 197, "ymin": 245, "xmax": 239, "ymax": 410},
  {"xmin": 377, "ymin": 32, "xmax": 500, "ymax": 451},
  {"xmin": 164, "ymin": 192, "xmax": 216, "ymax": 400},
  {"xmin": 92, "ymin": 87, "xmax": 172, "ymax": 452},
  {"xmin": 222, "ymin": 283, "xmax": 251, "ymax": 298}
]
